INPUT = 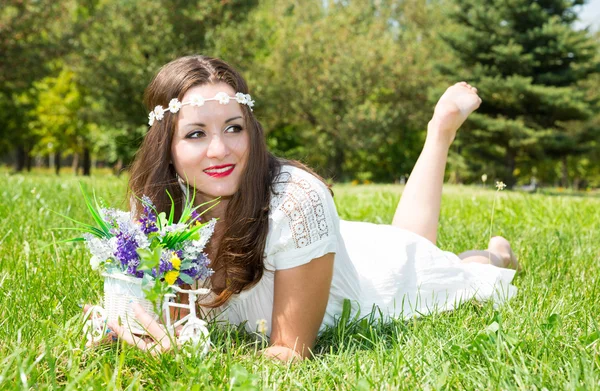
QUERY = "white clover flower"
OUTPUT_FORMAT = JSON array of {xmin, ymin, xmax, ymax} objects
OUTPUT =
[
  {"xmin": 148, "ymin": 111, "xmax": 155, "ymax": 126},
  {"xmin": 235, "ymin": 92, "xmax": 248, "ymax": 104},
  {"xmin": 496, "ymin": 181, "xmax": 506, "ymax": 190},
  {"xmin": 215, "ymin": 92, "xmax": 230, "ymax": 104},
  {"xmin": 256, "ymin": 318, "xmax": 268, "ymax": 335},
  {"xmin": 154, "ymin": 105, "xmax": 165, "ymax": 121},
  {"xmin": 189, "ymin": 95, "xmax": 205, "ymax": 107},
  {"xmin": 168, "ymin": 98, "xmax": 182, "ymax": 113}
]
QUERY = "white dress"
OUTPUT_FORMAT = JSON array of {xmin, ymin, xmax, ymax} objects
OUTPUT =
[{"xmin": 219, "ymin": 165, "xmax": 517, "ymax": 337}]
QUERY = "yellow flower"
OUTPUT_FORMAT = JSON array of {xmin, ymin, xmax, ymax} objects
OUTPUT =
[
  {"xmin": 170, "ymin": 253, "xmax": 181, "ymax": 270},
  {"xmin": 165, "ymin": 270, "xmax": 179, "ymax": 285}
]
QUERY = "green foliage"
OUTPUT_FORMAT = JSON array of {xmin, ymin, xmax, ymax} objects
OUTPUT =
[
  {"xmin": 213, "ymin": 0, "xmax": 447, "ymax": 181},
  {"xmin": 1, "ymin": 0, "xmax": 599, "ymax": 185},
  {"xmin": 440, "ymin": 0, "xmax": 600, "ymax": 187}
]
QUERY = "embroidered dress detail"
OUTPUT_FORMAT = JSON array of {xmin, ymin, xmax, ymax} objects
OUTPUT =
[{"xmin": 270, "ymin": 171, "xmax": 331, "ymax": 249}]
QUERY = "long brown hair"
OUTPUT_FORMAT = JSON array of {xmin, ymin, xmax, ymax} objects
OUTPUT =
[{"xmin": 128, "ymin": 55, "xmax": 329, "ymax": 307}]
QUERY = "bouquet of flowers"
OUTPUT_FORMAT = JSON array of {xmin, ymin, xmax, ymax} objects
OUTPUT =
[{"xmin": 62, "ymin": 185, "xmax": 217, "ymax": 336}]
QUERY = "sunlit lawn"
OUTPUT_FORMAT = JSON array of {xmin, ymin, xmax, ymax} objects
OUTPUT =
[{"xmin": 1, "ymin": 170, "xmax": 599, "ymax": 390}]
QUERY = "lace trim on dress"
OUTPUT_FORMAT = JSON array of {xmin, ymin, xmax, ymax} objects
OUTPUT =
[{"xmin": 271, "ymin": 170, "xmax": 332, "ymax": 250}]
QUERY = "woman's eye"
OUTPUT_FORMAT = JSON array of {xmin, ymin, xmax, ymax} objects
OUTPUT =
[
  {"xmin": 225, "ymin": 125, "xmax": 243, "ymax": 134},
  {"xmin": 187, "ymin": 130, "xmax": 206, "ymax": 139}
]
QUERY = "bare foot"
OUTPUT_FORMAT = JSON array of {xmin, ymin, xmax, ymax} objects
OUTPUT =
[
  {"xmin": 429, "ymin": 82, "xmax": 482, "ymax": 145},
  {"xmin": 487, "ymin": 236, "xmax": 520, "ymax": 271}
]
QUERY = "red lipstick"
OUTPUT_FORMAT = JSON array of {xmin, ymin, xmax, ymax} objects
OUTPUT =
[{"xmin": 203, "ymin": 164, "xmax": 235, "ymax": 178}]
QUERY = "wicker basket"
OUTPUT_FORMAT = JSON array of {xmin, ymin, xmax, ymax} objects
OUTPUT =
[{"xmin": 102, "ymin": 272, "xmax": 159, "ymax": 335}]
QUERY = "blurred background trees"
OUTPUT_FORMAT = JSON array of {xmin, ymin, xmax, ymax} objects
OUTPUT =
[{"xmin": 1, "ymin": 0, "xmax": 599, "ymax": 188}]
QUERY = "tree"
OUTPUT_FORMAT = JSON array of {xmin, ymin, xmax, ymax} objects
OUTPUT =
[
  {"xmin": 440, "ymin": 0, "xmax": 600, "ymax": 187},
  {"xmin": 0, "ymin": 0, "xmax": 78, "ymax": 170},
  {"xmin": 212, "ymin": 0, "xmax": 448, "ymax": 181}
]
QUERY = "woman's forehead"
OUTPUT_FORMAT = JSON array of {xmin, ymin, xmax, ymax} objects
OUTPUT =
[
  {"xmin": 178, "ymin": 83, "xmax": 243, "ymax": 126},
  {"xmin": 182, "ymin": 82, "xmax": 235, "ymax": 100}
]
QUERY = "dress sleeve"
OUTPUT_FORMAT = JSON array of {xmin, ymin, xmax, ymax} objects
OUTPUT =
[{"xmin": 266, "ymin": 168, "xmax": 339, "ymax": 270}]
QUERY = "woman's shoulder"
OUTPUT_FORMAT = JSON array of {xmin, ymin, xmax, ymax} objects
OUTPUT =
[
  {"xmin": 266, "ymin": 164, "xmax": 339, "ymax": 269},
  {"xmin": 272, "ymin": 164, "xmax": 331, "ymax": 196}
]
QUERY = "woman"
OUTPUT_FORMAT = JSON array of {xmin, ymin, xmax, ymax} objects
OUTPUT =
[{"xmin": 103, "ymin": 55, "xmax": 518, "ymax": 362}]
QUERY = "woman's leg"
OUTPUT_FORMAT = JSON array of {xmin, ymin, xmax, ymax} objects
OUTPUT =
[
  {"xmin": 458, "ymin": 236, "xmax": 519, "ymax": 270},
  {"xmin": 392, "ymin": 82, "xmax": 482, "ymax": 244}
]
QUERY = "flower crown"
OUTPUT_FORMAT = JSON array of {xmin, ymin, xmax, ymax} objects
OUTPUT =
[{"xmin": 148, "ymin": 92, "xmax": 255, "ymax": 126}]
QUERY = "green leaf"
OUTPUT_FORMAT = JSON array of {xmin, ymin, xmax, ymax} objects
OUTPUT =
[
  {"xmin": 137, "ymin": 247, "xmax": 162, "ymax": 271},
  {"xmin": 178, "ymin": 273, "xmax": 193, "ymax": 285}
]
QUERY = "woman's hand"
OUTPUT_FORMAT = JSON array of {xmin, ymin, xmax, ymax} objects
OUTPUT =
[
  {"xmin": 107, "ymin": 303, "xmax": 178, "ymax": 355},
  {"xmin": 269, "ymin": 252, "xmax": 334, "ymax": 361},
  {"xmin": 82, "ymin": 304, "xmax": 118, "ymax": 347}
]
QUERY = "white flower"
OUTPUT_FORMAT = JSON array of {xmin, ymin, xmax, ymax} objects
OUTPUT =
[
  {"xmin": 481, "ymin": 174, "xmax": 487, "ymax": 183},
  {"xmin": 189, "ymin": 95, "xmax": 205, "ymax": 107},
  {"xmin": 148, "ymin": 112, "xmax": 155, "ymax": 126},
  {"xmin": 168, "ymin": 98, "xmax": 182, "ymax": 113},
  {"xmin": 90, "ymin": 255, "xmax": 101, "ymax": 270},
  {"xmin": 496, "ymin": 181, "xmax": 506, "ymax": 190},
  {"xmin": 215, "ymin": 92, "xmax": 230, "ymax": 104},
  {"xmin": 256, "ymin": 318, "xmax": 268, "ymax": 335},
  {"xmin": 153, "ymin": 105, "xmax": 165, "ymax": 121},
  {"xmin": 235, "ymin": 92, "xmax": 247, "ymax": 104}
]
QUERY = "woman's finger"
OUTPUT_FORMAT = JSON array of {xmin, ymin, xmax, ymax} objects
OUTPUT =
[
  {"xmin": 131, "ymin": 303, "xmax": 170, "ymax": 344},
  {"xmin": 108, "ymin": 320, "xmax": 152, "ymax": 350}
]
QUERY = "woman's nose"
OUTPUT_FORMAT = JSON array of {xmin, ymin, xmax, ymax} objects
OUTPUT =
[{"xmin": 206, "ymin": 136, "xmax": 229, "ymax": 159}]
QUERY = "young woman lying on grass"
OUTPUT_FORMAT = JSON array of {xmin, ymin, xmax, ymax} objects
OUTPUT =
[{"xmin": 86, "ymin": 55, "xmax": 518, "ymax": 362}]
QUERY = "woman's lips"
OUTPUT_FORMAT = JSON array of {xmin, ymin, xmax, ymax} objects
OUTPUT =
[{"xmin": 203, "ymin": 164, "xmax": 235, "ymax": 178}]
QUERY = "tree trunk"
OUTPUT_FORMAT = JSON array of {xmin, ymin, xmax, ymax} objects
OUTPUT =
[
  {"xmin": 82, "ymin": 147, "xmax": 91, "ymax": 176},
  {"xmin": 25, "ymin": 149, "xmax": 32, "ymax": 172},
  {"xmin": 15, "ymin": 145, "xmax": 26, "ymax": 172},
  {"xmin": 561, "ymin": 156, "xmax": 569, "ymax": 188},
  {"xmin": 72, "ymin": 153, "xmax": 79, "ymax": 175},
  {"xmin": 113, "ymin": 158, "xmax": 124, "ymax": 176},
  {"xmin": 505, "ymin": 149, "xmax": 517, "ymax": 189},
  {"xmin": 55, "ymin": 151, "xmax": 62, "ymax": 175}
]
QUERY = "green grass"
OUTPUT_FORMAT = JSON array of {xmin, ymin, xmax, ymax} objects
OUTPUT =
[{"xmin": 1, "ymin": 171, "xmax": 599, "ymax": 390}]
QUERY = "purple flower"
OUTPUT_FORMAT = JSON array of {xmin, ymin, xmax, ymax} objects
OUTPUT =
[
  {"xmin": 178, "ymin": 253, "xmax": 213, "ymax": 283},
  {"xmin": 114, "ymin": 232, "xmax": 141, "ymax": 276},
  {"xmin": 190, "ymin": 209, "xmax": 202, "ymax": 223},
  {"xmin": 139, "ymin": 196, "xmax": 158, "ymax": 234}
]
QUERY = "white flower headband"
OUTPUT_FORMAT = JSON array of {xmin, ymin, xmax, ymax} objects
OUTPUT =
[{"xmin": 148, "ymin": 92, "xmax": 255, "ymax": 126}]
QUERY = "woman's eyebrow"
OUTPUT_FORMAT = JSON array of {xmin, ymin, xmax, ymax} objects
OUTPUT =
[
  {"xmin": 182, "ymin": 116, "xmax": 243, "ymax": 128},
  {"xmin": 225, "ymin": 116, "xmax": 242, "ymax": 123}
]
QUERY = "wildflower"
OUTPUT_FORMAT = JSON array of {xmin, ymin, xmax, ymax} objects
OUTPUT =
[
  {"xmin": 139, "ymin": 196, "xmax": 158, "ymax": 234},
  {"xmin": 170, "ymin": 253, "xmax": 181, "ymax": 270},
  {"xmin": 165, "ymin": 270, "xmax": 179, "ymax": 285},
  {"xmin": 481, "ymin": 174, "xmax": 487, "ymax": 183},
  {"xmin": 256, "ymin": 318, "xmax": 268, "ymax": 335},
  {"xmin": 114, "ymin": 232, "xmax": 139, "ymax": 269},
  {"xmin": 168, "ymin": 98, "xmax": 182, "ymax": 113},
  {"xmin": 496, "ymin": 181, "xmax": 506, "ymax": 191},
  {"xmin": 190, "ymin": 209, "xmax": 201, "ymax": 224},
  {"xmin": 215, "ymin": 92, "xmax": 230, "ymax": 104}
]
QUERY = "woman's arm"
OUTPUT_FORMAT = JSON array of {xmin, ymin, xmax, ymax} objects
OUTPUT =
[{"xmin": 264, "ymin": 252, "xmax": 334, "ymax": 362}]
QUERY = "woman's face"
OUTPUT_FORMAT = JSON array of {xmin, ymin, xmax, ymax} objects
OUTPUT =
[{"xmin": 171, "ymin": 82, "xmax": 250, "ymax": 204}]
